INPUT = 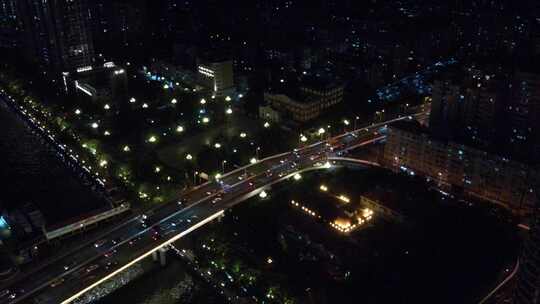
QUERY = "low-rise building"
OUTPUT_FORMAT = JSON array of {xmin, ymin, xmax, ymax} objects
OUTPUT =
[{"xmin": 262, "ymin": 78, "xmax": 344, "ymax": 124}]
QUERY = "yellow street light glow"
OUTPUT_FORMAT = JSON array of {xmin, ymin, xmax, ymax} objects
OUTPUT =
[
  {"xmin": 214, "ymin": 143, "xmax": 222, "ymax": 149},
  {"xmin": 250, "ymin": 158, "xmax": 257, "ymax": 164},
  {"xmin": 215, "ymin": 173, "xmax": 222, "ymax": 179},
  {"xmin": 338, "ymin": 195, "xmax": 350, "ymax": 203},
  {"xmin": 104, "ymin": 104, "xmax": 110, "ymax": 110},
  {"xmin": 318, "ymin": 127, "xmax": 325, "ymax": 135},
  {"xmin": 238, "ymin": 94, "xmax": 244, "ymax": 98},
  {"xmin": 176, "ymin": 125, "xmax": 184, "ymax": 133},
  {"xmin": 142, "ymin": 103, "xmax": 149, "ymax": 108},
  {"xmin": 129, "ymin": 97, "xmax": 136, "ymax": 103},
  {"xmin": 202, "ymin": 117, "xmax": 210, "ymax": 123},
  {"xmin": 99, "ymin": 160, "xmax": 108, "ymax": 167},
  {"xmin": 171, "ymin": 98, "xmax": 177, "ymax": 104},
  {"xmin": 148, "ymin": 136, "xmax": 157, "ymax": 143},
  {"xmin": 225, "ymin": 96, "xmax": 232, "ymax": 101},
  {"xmin": 104, "ymin": 130, "xmax": 111, "ymax": 136},
  {"xmin": 320, "ymin": 185, "xmax": 328, "ymax": 192},
  {"xmin": 343, "ymin": 119, "xmax": 350, "ymax": 126},
  {"xmin": 75, "ymin": 109, "xmax": 81, "ymax": 115},
  {"xmin": 323, "ymin": 161, "xmax": 332, "ymax": 168},
  {"xmin": 300, "ymin": 135, "xmax": 308, "ymax": 142},
  {"xmin": 263, "ymin": 122, "xmax": 270, "ymax": 128},
  {"xmin": 123, "ymin": 145, "xmax": 130, "ymax": 152},
  {"xmin": 259, "ymin": 190, "xmax": 268, "ymax": 198},
  {"xmin": 266, "ymin": 257, "xmax": 273, "ymax": 264},
  {"xmin": 211, "ymin": 95, "xmax": 216, "ymax": 99},
  {"xmin": 200, "ymin": 98, "xmax": 207, "ymax": 105},
  {"xmin": 163, "ymin": 84, "xmax": 169, "ymax": 89},
  {"xmin": 240, "ymin": 132, "xmax": 247, "ymax": 138},
  {"xmin": 293, "ymin": 173, "xmax": 302, "ymax": 180},
  {"xmin": 186, "ymin": 154, "xmax": 193, "ymax": 160},
  {"xmin": 60, "ymin": 210, "xmax": 225, "ymax": 304},
  {"xmin": 91, "ymin": 122, "xmax": 99, "ymax": 129},
  {"xmin": 155, "ymin": 166, "xmax": 161, "ymax": 173},
  {"xmin": 226, "ymin": 108, "xmax": 233, "ymax": 115}
]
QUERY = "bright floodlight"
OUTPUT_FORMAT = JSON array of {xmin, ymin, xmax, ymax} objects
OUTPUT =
[
  {"xmin": 318, "ymin": 127, "xmax": 325, "ymax": 135},
  {"xmin": 129, "ymin": 97, "xmax": 136, "ymax": 103},
  {"xmin": 202, "ymin": 117, "xmax": 210, "ymax": 123},
  {"xmin": 259, "ymin": 191, "xmax": 268, "ymax": 198},
  {"xmin": 123, "ymin": 145, "xmax": 130, "ymax": 152},
  {"xmin": 226, "ymin": 108, "xmax": 233, "ymax": 115},
  {"xmin": 293, "ymin": 173, "xmax": 302, "ymax": 180},
  {"xmin": 176, "ymin": 125, "xmax": 184, "ymax": 133},
  {"xmin": 250, "ymin": 158, "xmax": 257, "ymax": 164},
  {"xmin": 104, "ymin": 104, "xmax": 110, "ymax": 110},
  {"xmin": 200, "ymin": 98, "xmax": 207, "ymax": 105},
  {"xmin": 75, "ymin": 109, "xmax": 81, "ymax": 115},
  {"xmin": 264, "ymin": 122, "xmax": 270, "ymax": 128},
  {"xmin": 142, "ymin": 103, "xmax": 149, "ymax": 108},
  {"xmin": 148, "ymin": 135, "xmax": 157, "ymax": 143},
  {"xmin": 91, "ymin": 122, "xmax": 99, "ymax": 129},
  {"xmin": 300, "ymin": 135, "xmax": 308, "ymax": 142},
  {"xmin": 214, "ymin": 143, "xmax": 222, "ymax": 149},
  {"xmin": 186, "ymin": 154, "xmax": 193, "ymax": 160},
  {"xmin": 240, "ymin": 132, "xmax": 247, "ymax": 138},
  {"xmin": 171, "ymin": 98, "xmax": 177, "ymax": 104},
  {"xmin": 343, "ymin": 119, "xmax": 350, "ymax": 126}
]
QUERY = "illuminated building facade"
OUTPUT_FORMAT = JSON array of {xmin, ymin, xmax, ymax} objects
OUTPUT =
[
  {"xmin": 197, "ymin": 59, "xmax": 235, "ymax": 96},
  {"xmin": 383, "ymin": 120, "xmax": 538, "ymax": 213}
]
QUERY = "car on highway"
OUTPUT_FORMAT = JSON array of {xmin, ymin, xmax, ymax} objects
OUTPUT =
[
  {"xmin": 211, "ymin": 196, "xmax": 222, "ymax": 204},
  {"xmin": 63, "ymin": 261, "xmax": 77, "ymax": 271},
  {"xmin": 94, "ymin": 239, "xmax": 107, "ymax": 248},
  {"xmin": 86, "ymin": 264, "xmax": 99, "ymax": 273},
  {"xmin": 104, "ymin": 249, "xmax": 117, "ymax": 258},
  {"xmin": 50, "ymin": 277, "xmax": 65, "ymax": 288}
]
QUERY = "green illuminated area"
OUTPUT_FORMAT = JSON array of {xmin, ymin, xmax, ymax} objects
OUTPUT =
[{"xmin": 0, "ymin": 66, "xmax": 293, "ymax": 207}]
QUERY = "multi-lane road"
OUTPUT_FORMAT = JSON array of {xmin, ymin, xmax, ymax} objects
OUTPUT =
[{"xmin": 0, "ymin": 114, "xmax": 422, "ymax": 304}]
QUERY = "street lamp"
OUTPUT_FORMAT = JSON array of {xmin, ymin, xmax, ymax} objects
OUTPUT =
[
  {"xmin": 259, "ymin": 191, "xmax": 268, "ymax": 199},
  {"xmin": 91, "ymin": 122, "xmax": 99, "ymax": 129},
  {"xmin": 225, "ymin": 96, "xmax": 232, "ymax": 102},
  {"xmin": 176, "ymin": 125, "xmax": 184, "ymax": 133},
  {"xmin": 293, "ymin": 173, "xmax": 302, "ymax": 181},
  {"xmin": 222, "ymin": 160, "xmax": 227, "ymax": 173},
  {"xmin": 202, "ymin": 117, "xmax": 210, "ymax": 124},
  {"xmin": 186, "ymin": 154, "xmax": 193, "ymax": 160},
  {"xmin": 250, "ymin": 158, "xmax": 257, "ymax": 164},
  {"xmin": 263, "ymin": 122, "xmax": 270, "ymax": 128},
  {"xmin": 148, "ymin": 135, "xmax": 157, "ymax": 143},
  {"xmin": 300, "ymin": 134, "xmax": 308, "ymax": 142},
  {"xmin": 226, "ymin": 108, "xmax": 233, "ymax": 115},
  {"xmin": 214, "ymin": 143, "xmax": 222, "ymax": 149},
  {"xmin": 75, "ymin": 109, "xmax": 81, "ymax": 115},
  {"xmin": 200, "ymin": 98, "xmax": 207, "ymax": 105},
  {"xmin": 240, "ymin": 132, "xmax": 247, "ymax": 138},
  {"xmin": 171, "ymin": 98, "xmax": 177, "ymax": 104}
]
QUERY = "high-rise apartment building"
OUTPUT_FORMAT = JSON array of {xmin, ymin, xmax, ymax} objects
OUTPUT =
[
  {"xmin": 0, "ymin": 0, "xmax": 22, "ymax": 49},
  {"xmin": 18, "ymin": 0, "xmax": 94, "ymax": 72}
]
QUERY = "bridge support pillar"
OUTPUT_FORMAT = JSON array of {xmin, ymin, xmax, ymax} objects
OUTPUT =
[
  {"xmin": 152, "ymin": 250, "xmax": 159, "ymax": 262},
  {"xmin": 159, "ymin": 247, "xmax": 167, "ymax": 266}
]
